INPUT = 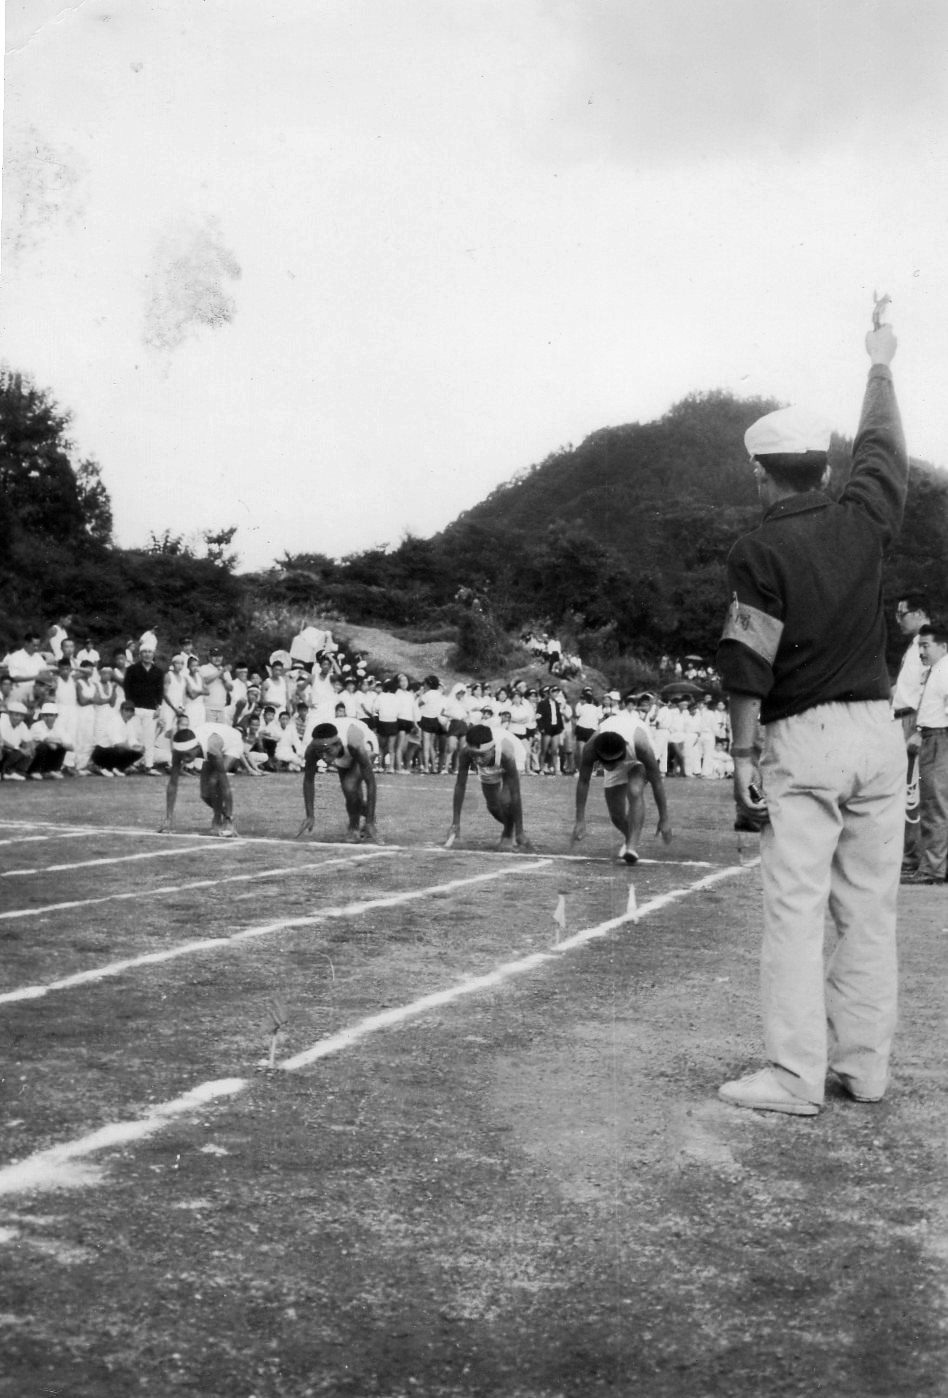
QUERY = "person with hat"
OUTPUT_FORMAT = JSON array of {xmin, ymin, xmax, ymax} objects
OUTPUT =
[
  {"xmin": 27, "ymin": 703, "xmax": 72, "ymax": 778},
  {"xmin": 200, "ymin": 646, "xmax": 233, "ymax": 724},
  {"xmin": 297, "ymin": 718, "xmax": 379, "ymax": 843},
  {"xmin": 571, "ymin": 716, "xmax": 672, "ymax": 863},
  {"xmin": 715, "ymin": 319, "xmax": 907, "ymax": 1117},
  {"xmin": 159, "ymin": 716, "xmax": 249, "ymax": 836},
  {"xmin": 0, "ymin": 701, "xmax": 36, "ymax": 780},
  {"xmin": 446, "ymin": 723, "xmax": 534, "ymax": 852}
]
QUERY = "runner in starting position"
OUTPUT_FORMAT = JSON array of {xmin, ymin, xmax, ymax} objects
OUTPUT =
[
  {"xmin": 446, "ymin": 723, "xmax": 534, "ymax": 851},
  {"xmin": 572, "ymin": 724, "xmax": 672, "ymax": 864},
  {"xmin": 159, "ymin": 719, "xmax": 250, "ymax": 836},
  {"xmin": 297, "ymin": 718, "xmax": 379, "ymax": 843}
]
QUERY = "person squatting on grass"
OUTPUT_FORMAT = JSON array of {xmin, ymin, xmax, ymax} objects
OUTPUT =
[
  {"xmin": 715, "ymin": 320, "xmax": 906, "ymax": 1117},
  {"xmin": 571, "ymin": 728, "xmax": 672, "ymax": 865},
  {"xmin": 297, "ymin": 719, "xmax": 379, "ymax": 844},
  {"xmin": 159, "ymin": 718, "xmax": 252, "ymax": 838},
  {"xmin": 446, "ymin": 723, "xmax": 535, "ymax": 852}
]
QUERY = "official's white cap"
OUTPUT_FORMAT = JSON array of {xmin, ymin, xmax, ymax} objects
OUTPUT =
[
  {"xmin": 745, "ymin": 406, "xmax": 832, "ymax": 457},
  {"xmin": 39, "ymin": 702, "xmax": 60, "ymax": 715},
  {"xmin": 6, "ymin": 701, "xmax": 28, "ymax": 715}
]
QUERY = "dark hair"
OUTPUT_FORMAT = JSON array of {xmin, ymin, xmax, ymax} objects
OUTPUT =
[
  {"xmin": 466, "ymin": 724, "xmax": 494, "ymax": 749},
  {"xmin": 918, "ymin": 622, "xmax": 948, "ymax": 646},
  {"xmin": 591, "ymin": 731, "xmax": 627, "ymax": 763},
  {"xmin": 754, "ymin": 452, "xmax": 827, "ymax": 492},
  {"xmin": 899, "ymin": 592, "xmax": 930, "ymax": 617},
  {"xmin": 310, "ymin": 722, "xmax": 340, "ymax": 742}
]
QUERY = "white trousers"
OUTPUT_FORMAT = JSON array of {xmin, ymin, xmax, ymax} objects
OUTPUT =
[{"xmin": 758, "ymin": 701, "xmax": 904, "ymax": 1103}]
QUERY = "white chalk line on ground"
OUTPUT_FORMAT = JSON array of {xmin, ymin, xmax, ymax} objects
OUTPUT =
[
  {"xmin": 0, "ymin": 859, "xmax": 549, "ymax": 1007},
  {"xmin": 0, "ymin": 859, "xmax": 751, "ymax": 1196},
  {"xmin": 0, "ymin": 850, "xmax": 398, "ymax": 923},
  {"xmin": 1, "ymin": 844, "xmax": 238, "ymax": 878},
  {"xmin": 0, "ymin": 818, "xmax": 717, "ymax": 867},
  {"xmin": 0, "ymin": 831, "xmax": 109, "ymax": 848}
]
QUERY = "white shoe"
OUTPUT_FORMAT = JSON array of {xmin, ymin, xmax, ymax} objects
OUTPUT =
[
  {"xmin": 48, "ymin": 771, "xmax": 65, "ymax": 779},
  {"xmin": 718, "ymin": 1067, "xmax": 819, "ymax": 1116},
  {"xmin": 4, "ymin": 772, "xmax": 26, "ymax": 782},
  {"xmin": 28, "ymin": 772, "xmax": 44, "ymax": 780}
]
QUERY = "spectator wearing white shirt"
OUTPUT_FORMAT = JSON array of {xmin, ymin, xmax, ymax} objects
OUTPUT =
[
  {"xmin": 200, "ymin": 647, "xmax": 233, "ymax": 723},
  {"xmin": 27, "ymin": 703, "xmax": 72, "ymax": 777},
  {"xmin": 418, "ymin": 676, "xmax": 446, "ymax": 773},
  {"xmin": 0, "ymin": 701, "xmax": 34, "ymax": 780},
  {"xmin": 3, "ymin": 633, "xmax": 47, "ymax": 706}
]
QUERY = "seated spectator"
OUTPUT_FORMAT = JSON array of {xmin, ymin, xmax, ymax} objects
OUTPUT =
[
  {"xmin": 242, "ymin": 714, "xmax": 270, "ymax": 773},
  {"xmin": 90, "ymin": 700, "xmax": 145, "ymax": 775},
  {"xmin": 274, "ymin": 710, "xmax": 306, "ymax": 771},
  {"xmin": 26, "ymin": 702, "xmax": 72, "ymax": 778},
  {"xmin": 0, "ymin": 701, "xmax": 35, "ymax": 780}
]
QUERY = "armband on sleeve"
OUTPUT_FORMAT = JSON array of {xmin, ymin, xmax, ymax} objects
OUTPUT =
[{"xmin": 720, "ymin": 593, "xmax": 784, "ymax": 665}]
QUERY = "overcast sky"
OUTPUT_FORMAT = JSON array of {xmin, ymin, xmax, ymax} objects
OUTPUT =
[{"xmin": 3, "ymin": 0, "xmax": 948, "ymax": 571}]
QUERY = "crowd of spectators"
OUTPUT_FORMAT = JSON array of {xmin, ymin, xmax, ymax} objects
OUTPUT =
[{"xmin": 1, "ymin": 618, "xmax": 732, "ymax": 784}]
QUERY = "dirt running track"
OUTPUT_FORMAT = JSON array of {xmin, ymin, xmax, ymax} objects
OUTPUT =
[{"xmin": 0, "ymin": 772, "xmax": 946, "ymax": 1397}]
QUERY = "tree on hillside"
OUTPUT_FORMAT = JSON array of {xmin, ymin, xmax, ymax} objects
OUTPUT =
[{"xmin": 0, "ymin": 370, "xmax": 112, "ymax": 552}]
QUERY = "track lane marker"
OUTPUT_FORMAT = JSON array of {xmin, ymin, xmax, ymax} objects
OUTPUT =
[
  {"xmin": 0, "ymin": 850, "xmax": 397, "ymax": 922},
  {"xmin": 0, "ymin": 860, "xmax": 753, "ymax": 1195},
  {"xmin": 0, "ymin": 859, "xmax": 550, "ymax": 1006}
]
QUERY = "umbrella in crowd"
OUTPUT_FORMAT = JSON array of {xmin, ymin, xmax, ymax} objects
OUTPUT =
[{"xmin": 661, "ymin": 680, "xmax": 707, "ymax": 698}]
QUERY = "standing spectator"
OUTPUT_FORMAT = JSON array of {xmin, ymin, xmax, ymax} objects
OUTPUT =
[
  {"xmin": 442, "ymin": 683, "xmax": 470, "ymax": 775},
  {"xmin": 200, "ymin": 646, "xmax": 233, "ymax": 723},
  {"xmin": 376, "ymin": 678, "xmax": 401, "ymax": 773},
  {"xmin": 716, "ymin": 321, "xmax": 905, "ymax": 1115},
  {"xmin": 184, "ymin": 655, "xmax": 208, "ymax": 729},
  {"xmin": 45, "ymin": 615, "xmax": 72, "ymax": 662},
  {"xmin": 536, "ymin": 686, "xmax": 565, "ymax": 775},
  {"xmin": 76, "ymin": 637, "xmax": 101, "ymax": 671},
  {"xmin": 695, "ymin": 695, "xmax": 718, "ymax": 777},
  {"xmin": 891, "ymin": 592, "xmax": 931, "ymax": 875},
  {"xmin": 573, "ymin": 688, "xmax": 601, "ymax": 774},
  {"xmin": 163, "ymin": 654, "xmax": 189, "ymax": 727},
  {"xmin": 2, "ymin": 633, "xmax": 47, "ymax": 706},
  {"xmin": 124, "ymin": 643, "xmax": 166, "ymax": 775},
  {"xmin": 74, "ymin": 659, "xmax": 104, "ymax": 774},
  {"xmin": 261, "ymin": 659, "xmax": 290, "ymax": 716},
  {"xmin": 903, "ymin": 623, "xmax": 948, "ymax": 884},
  {"xmin": 418, "ymin": 676, "xmax": 446, "ymax": 774},
  {"xmin": 393, "ymin": 674, "xmax": 416, "ymax": 774},
  {"xmin": 52, "ymin": 656, "xmax": 81, "ymax": 774}
]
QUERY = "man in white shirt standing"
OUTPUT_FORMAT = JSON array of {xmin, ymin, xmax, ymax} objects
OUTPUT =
[
  {"xmin": 891, "ymin": 593, "xmax": 931, "ymax": 875},
  {"xmin": 902, "ymin": 622, "xmax": 948, "ymax": 885},
  {"xmin": 3, "ymin": 633, "xmax": 47, "ymax": 706}
]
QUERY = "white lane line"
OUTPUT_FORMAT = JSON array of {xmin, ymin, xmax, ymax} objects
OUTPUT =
[
  {"xmin": 0, "ymin": 832, "xmax": 106, "ymax": 848},
  {"xmin": 0, "ymin": 860, "xmax": 750, "ymax": 1196},
  {"xmin": 0, "ymin": 850, "xmax": 397, "ymax": 922},
  {"xmin": 1, "ymin": 845, "xmax": 237, "ymax": 878},
  {"xmin": 0, "ymin": 1080, "xmax": 247, "ymax": 1197},
  {"xmin": 0, "ymin": 819, "xmax": 723, "ymax": 866},
  {"xmin": 0, "ymin": 859, "xmax": 550, "ymax": 1006},
  {"xmin": 281, "ymin": 863, "xmax": 748, "ymax": 1068}
]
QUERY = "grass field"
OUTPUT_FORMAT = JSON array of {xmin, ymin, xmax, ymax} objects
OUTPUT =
[{"xmin": 1, "ymin": 771, "xmax": 946, "ymax": 1398}]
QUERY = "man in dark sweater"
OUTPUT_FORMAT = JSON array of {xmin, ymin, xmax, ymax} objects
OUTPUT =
[
  {"xmin": 715, "ymin": 320, "xmax": 906, "ymax": 1116},
  {"xmin": 123, "ymin": 644, "xmax": 166, "ymax": 775}
]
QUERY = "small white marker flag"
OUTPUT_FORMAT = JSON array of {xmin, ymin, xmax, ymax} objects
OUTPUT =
[
  {"xmin": 553, "ymin": 895, "xmax": 566, "ymax": 938},
  {"xmin": 626, "ymin": 884, "xmax": 638, "ymax": 923}
]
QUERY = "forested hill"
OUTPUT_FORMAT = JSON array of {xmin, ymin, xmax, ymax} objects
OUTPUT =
[
  {"xmin": 4, "ymin": 367, "xmax": 948, "ymax": 677},
  {"xmin": 447, "ymin": 390, "xmax": 779, "ymax": 552}
]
